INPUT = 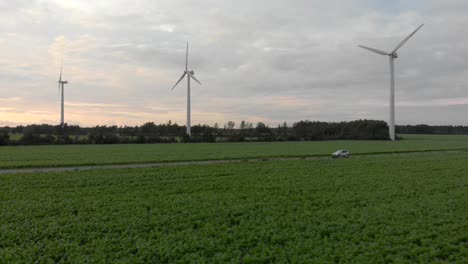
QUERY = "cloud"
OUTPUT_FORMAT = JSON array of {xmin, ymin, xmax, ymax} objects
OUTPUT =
[
  {"xmin": 48, "ymin": 35, "xmax": 97, "ymax": 65},
  {"xmin": 0, "ymin": 97, "xmax": 23, "ymax": 102},
  {"xmin": 0, "ymin": 107, "xmax": 14, "ymax": 112},
  {"xmin": 65, "ymin": 101, "xmax": 128, "ymax": 108},
  {"xmin": 0, "ymin": 0, "xmax": 467, "ymax": 126},
  {"xmin": 398, "ymin": 98, "xmax": 468, "ymax": 107},
  {"xmin": 157, "ymin": 24, "xmax": 176, "ymax": 33}
]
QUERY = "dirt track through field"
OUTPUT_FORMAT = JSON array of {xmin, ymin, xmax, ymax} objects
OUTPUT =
[{"xmin": 0, "ymin": 150, "xmax": 464, "ymax": 175}]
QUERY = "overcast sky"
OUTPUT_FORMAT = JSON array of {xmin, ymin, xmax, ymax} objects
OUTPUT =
[{"xmin": 0, "ymin": 0, "xmax": 467, "ymax": 127}]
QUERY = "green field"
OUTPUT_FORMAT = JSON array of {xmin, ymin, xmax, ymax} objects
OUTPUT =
[
  {"xmin": 7, "ymin": 134, "xmax": 22, "ymax": 141},
  {"xmin": 1, "ymin": 151, "xmax": 466, "ymax": 262},
  {"xmin": 0, "ymin": 134, "xmax": 468, "ymax": 169}
]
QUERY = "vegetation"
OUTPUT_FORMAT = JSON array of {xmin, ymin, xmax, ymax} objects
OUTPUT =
[
  {"xmin": 0, "ymin": 152, "xmax": 466, "ymax": 262},
  {"xmin": 397, "ymin": 124, "xmax": 468, "ymax": 134},
  {"xmin": 3, "ymin": 122, "xmax": 468, "ymax": 146},
  {"xmin": 0, "ymin": 120, "xmax": 389, "ymax": 145},
  {"xmin": 0, "ymin": 134, "xmax": 467, "ymax": 169}
]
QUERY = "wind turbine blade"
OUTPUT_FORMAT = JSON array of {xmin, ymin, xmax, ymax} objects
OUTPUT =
[
  {"xmin": 59, "ymin": 63, "xmax": 63, "ymax": 82},
  {"xmin": 188, "ymin": 73, "xmax": 201, "ymax": 85},
  {"xmin": 171, "ymin": 72, "xmax": 186, "ymax": 90},
  {"xmin": 58, "ymin": 83, "xmax": 61, "ymax": 97},
  {"xmin": 358, "ymin": 45, "xmax": 389, "ymax": 55},
  {"xmin": 185, "ymin": 42, "xmax": 189, "ymax": 71},
  {"xmin": 392, "ymin": 24, "xmax": 424, "ymax": 53}
]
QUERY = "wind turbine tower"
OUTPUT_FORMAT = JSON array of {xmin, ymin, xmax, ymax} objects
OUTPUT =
[
  {"xmin": 57, "ymin": 64, "xmax": 68, "ymax": 127},
  {"xmin": 358, "ymin": 24, "xmax": 424, "ymax": 141},
  {"xmin": 171, "ymin": 42, "xmax": 202, "ymax": 137}
]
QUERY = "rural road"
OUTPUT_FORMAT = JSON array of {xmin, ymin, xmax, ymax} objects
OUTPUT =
[
  {"xmin": 0, "ymin": 150, "xmax": 464, "ymax": 175},
  {"xmin": 0, "ymin": 157, "xmax": 323, "ymax": 175}
]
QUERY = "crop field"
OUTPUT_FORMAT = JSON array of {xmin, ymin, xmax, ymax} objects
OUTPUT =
[
  {"xmin": 7, "ymin": 134, "xmax": 22, "ymax": 141},
  {"xmin": 1, "ymin": 151, "xmax": 467, "ymax": 262},
  {"xmin": 1, "ymin": 134, "xmax": 468, "ymax": 169}
]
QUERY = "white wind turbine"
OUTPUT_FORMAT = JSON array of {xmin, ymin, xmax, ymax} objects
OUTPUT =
[
  {"xmin": 171, "ymin": 42, "xmax": 202, "ymax": 137},
  {"xmin": 57, "ymin": 64, "xmax": 68, "ymax": 127},
  {"xmin": 359, "ymin": 24, "xmax": 424, "ymax": 141}
]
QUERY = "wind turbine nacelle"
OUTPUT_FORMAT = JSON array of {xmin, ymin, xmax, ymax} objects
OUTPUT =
[
  {"xmin": 391, "ymin": 53, "xmax": 398, "ymax": 59},
  {"xmin": 190, "ymin": 70, "xmax": 195, "ymax": 75}
]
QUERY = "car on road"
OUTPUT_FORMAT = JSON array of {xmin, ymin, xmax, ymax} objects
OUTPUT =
[{"xmin": 332, "ymin": 150, "xmax": 350, "ymax": 158}]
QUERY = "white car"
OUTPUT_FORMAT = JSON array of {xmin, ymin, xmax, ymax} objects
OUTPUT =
[{"xmin": 332, "ymin": 150, "xmax": 350, "ymax": 158}]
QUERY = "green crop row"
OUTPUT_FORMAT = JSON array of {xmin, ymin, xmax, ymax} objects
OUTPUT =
[{"xmin": 1, "ymin": 152, "xmax": 466, "ymax": 262}]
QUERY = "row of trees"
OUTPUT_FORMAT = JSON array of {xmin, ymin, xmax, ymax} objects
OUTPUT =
[
  {"xmin": 396, "ymin": 125, "xmax": 468, "ymax": 135},
  {"xmin": 0, "ymin": 119, "xmax": 391, "ymax": 145}
]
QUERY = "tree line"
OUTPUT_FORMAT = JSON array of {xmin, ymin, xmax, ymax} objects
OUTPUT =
[
  {"xmin": 0, "ymin": 119, "xmax": 391, "ymax": 145},
  {"xmin": 396, "ymin": 125, "xmax": 468, "ymax": 135}
]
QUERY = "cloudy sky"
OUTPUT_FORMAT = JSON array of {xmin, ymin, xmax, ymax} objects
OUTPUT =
[{"xmin": 0, "ymin": 0, "xmax": 467, "ymax": 127}]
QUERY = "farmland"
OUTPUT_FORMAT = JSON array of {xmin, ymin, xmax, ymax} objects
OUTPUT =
[
  {"xmin": 0, "ymin": 151, "xmax": 467, "ymax": 262},
  {"xmin": 0, "ymin": 134, "xmax": 468, "ymax": 169}
]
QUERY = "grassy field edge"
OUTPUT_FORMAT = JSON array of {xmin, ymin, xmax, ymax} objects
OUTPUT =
[{"xmin": 1, "ymin": 148, "xmax": 467, "ymax": 170}]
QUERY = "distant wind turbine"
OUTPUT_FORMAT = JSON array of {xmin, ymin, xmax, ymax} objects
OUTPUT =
[
  {"xmin": 171, "ymin": 42, "xmax": 202, "ymax": 137},
  {"xmin": 57, "ymin": 63, "xmax": 68, "ymax": 127},
  {"xmin": 358, "ymin": 24, "xmax": 424, "ymax": 141}
]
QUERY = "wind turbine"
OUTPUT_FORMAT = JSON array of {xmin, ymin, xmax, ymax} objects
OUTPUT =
[
  {"xmin": 171, "ymin": 42, "xmax": 202, "ymax": 137},
  {"xmin": 358, "ymin": 24, "xmax": 424, "ymax": 141},
  {"xmin": 57, "ymin": 64, "xmax": 68, "ymax": 127}
]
